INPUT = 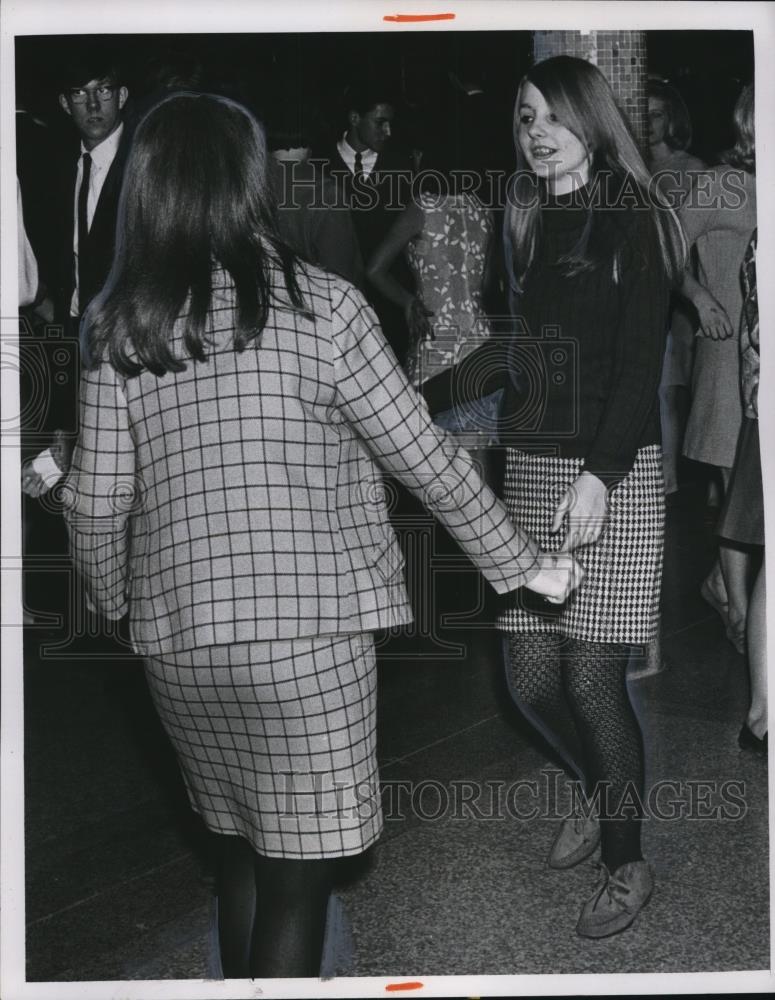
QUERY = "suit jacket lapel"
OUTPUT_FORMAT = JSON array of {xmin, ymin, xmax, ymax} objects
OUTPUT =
[
  {"xmin": 86, "ymin": 130, "xmax": 129, "ymax": 254},
  {"xmin": 62, "ymin": 152, "xmax": 78, "ymax": 260}
]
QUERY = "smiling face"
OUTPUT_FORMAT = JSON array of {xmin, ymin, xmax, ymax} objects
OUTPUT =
[
  {"xmin": 517, "ymin": 81, "xmax": 591, "ymax": 195},
  {"xmin": 59, "ymin": 77, "xmax": 128, "ymax": 150}
]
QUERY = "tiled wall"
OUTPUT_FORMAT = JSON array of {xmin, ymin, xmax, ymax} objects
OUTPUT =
[{"xmin": 532, "ymin": 30, "xmax": 648, "ymax": 151}]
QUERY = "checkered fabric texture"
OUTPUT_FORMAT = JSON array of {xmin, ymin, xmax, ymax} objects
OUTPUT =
[
  {"xmin": 497, "ymin": 445, "xmax": 665, "ymax": 643},
  {"xmin": 144, "ymin": 634, "xmax": 380, "ymax": 859},
  {"xmin": 63, "ymin": 263, "xmax": 540, "ymax": 655}
]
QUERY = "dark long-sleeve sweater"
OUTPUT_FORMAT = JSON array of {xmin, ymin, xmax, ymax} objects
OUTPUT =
[{"xmin": 423, "ymin": 189, "xmax": 671, "ymax": 490}]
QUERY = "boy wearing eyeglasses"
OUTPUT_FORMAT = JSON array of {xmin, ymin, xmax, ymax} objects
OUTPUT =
[
  {"xmin": 22, "ymin": 49, "xmax": 130, "ymax": 498},
  {"xmin": 57, "ymin": 51, "xmax": 129, "ymax": 326}
]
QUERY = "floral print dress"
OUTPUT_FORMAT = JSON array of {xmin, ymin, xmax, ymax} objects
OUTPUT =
[
  {"xmin": 405, "ymin": 191, "xmax": 494, "ymax": 382},
  {"xmin": 405, "ymin": 190, "xmax": 496, "ymax": 447}
]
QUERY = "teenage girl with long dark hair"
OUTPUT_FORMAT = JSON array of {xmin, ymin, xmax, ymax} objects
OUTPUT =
[{"xmin": 62, "ymin": 92, "xmax": 581, "ymax": 977}]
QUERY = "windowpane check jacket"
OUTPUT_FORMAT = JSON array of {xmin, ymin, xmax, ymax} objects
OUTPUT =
[{"xmin": 63, "ymin": 264, "xmax": 540, "ymax": 655}]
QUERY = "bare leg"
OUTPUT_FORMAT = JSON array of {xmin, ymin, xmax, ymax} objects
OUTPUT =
[
  {"xmin": 702, "ymin": 467, "xmax": 751, "ymax": 646},
  {"xmin": 659, "ymin": 384, "xmax": 686, "ymax": 495},
  {"xmin": 717, "ymin": 467, "xmax": 752, "ymax": 650},
  {"xmin": 745, "ymin": 560, "xmax": 767, "ymax": 738},
  {"xmin": 719, "ymin": 542, "xmax": 751, "ymax": 649},
  {"xmin": 702, "ymin": 468, "xmax": 728, "ymax": 605}
]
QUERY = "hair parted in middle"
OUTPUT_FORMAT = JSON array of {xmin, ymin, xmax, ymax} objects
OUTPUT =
[
  {"xmin": 647, "ymin": 80, "xmax": 694, "ymax": 151},
  {"xmin": 505, "ymin": 55, "xmax": 686, "ymax": 292},
  {"xmin": 85, "ymin": 91, "xmax": 308, "ymax": 377}
]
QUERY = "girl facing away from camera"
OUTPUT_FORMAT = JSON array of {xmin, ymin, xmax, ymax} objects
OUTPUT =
[
  {"xmin": 424, "ymin": 55, "xmax": 685, "ymax": 937},
  {"xmin": 62, "ymin": 91, "xmax": 581, "ymax": 978}
]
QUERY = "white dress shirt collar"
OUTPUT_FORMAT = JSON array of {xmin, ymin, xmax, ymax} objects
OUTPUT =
[
  {"xmin": 81, "ymin": 121, "xmax": 124, "ymax": 171},
  {"xmin": 337, "ymin": 133, "xmax": 378, "ymax": 176}
]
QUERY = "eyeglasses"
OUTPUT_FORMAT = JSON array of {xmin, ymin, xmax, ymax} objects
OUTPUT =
[{"xmin": 67, "ymin": 84, "xmax": 116, "ymax": 104}]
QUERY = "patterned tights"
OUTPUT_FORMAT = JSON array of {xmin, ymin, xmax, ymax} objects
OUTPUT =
[{"xmin": 505, "ymin": 632, "xmax": 645, "ymax": 872}]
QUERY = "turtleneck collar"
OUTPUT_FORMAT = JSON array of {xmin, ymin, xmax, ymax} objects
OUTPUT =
[
  {"xmin": 541, "ymin": 177, "xmax": 594, "ymax": 210},
  {"xmin": 538, "ymin": 181, "xmax": 591, "ymax": 238}
]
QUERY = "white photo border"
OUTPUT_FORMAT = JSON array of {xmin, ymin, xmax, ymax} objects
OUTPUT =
[{"xmin": 2, "ymin": 2, "xmax": 774, "ymax": 997}]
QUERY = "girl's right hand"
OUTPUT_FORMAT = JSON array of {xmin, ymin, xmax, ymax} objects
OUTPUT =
[{"xmin": 525, "ymin": 551, "xmax": 584, "ymax": 604}]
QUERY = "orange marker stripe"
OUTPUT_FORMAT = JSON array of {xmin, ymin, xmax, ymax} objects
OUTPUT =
[
  {"xmin": 385, "ymin": 983, "xmax": 425, "ymax": 992},
  {"xmin": 383, "ymin": 13, "xmax": 455, "ymax": 22}
]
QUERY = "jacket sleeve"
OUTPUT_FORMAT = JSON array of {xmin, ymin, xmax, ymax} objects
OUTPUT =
[
  {"xmin": 62, "ymin": 362, "xmax": 136, "ymax": 619},
  {"xmin": 330, "ymin": 281, "xmax": 540, "ymax": 594},
  {"xmin": 583, "ymin": 212, "xmax": 671, "ymax": 489}
]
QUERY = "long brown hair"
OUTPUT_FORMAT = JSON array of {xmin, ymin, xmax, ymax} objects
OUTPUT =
[
  {"xmin": 85, "ymin": 92, "xmax": 308, "ymax": 377},
  {"xmin": 505, "ymin": 56, "xmax": 685, "ymax": 291},
  {"xmin": 647, "ymin": 80, "xmax": 694, "ymax": 151}
]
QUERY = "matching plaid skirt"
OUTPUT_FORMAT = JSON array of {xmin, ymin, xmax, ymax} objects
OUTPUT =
[
  {"xmin": 143, "ymin": 633, "xmax": 382, "ymax": 860},
  {"xmin": 497, "ymin": 446, "xmax": 665, "ymax": 644}
]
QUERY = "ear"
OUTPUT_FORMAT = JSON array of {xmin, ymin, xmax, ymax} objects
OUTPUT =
[
  {"xmin": 58, "ymin": 93, "xmax": 72, "ymax": 117},
  {"xmin": 348, "ymin": 110, "xmax": 360, "ymax": 128},
  {"xmin": 118, "ymin": 85, "xmax": 128, "ymax": 110}
]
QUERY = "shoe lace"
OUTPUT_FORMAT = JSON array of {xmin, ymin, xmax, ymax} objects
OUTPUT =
[
  {"xmin": 588, "ymin": 862, "xmax": 629, "ymax": 911},
  {"xmin": 607, "ymin": 872, "xmax": 632, "ymax": 900}
]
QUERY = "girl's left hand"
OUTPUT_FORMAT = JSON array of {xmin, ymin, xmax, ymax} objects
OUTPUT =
[{"xmin": 551, "ymin": 471, "xmax": 609, "ymax": 552}]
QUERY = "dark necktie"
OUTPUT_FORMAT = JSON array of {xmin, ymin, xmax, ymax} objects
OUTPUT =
[
  {"xmin": 77, "ymin": 152, "xmax": 92, "ymax": 311},
  {"xmin": 354, "ymin": 151, "xmax": 363, "ymax": 179}
]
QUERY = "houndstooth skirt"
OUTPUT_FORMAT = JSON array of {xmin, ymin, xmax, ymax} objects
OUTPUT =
[
  {"xmin": 497, "ymin": 445, "xmax": 665, "ymax": 643},
  {"xmin": 143, "ymin": 633, "xmax": 382, "ymax": 859}
]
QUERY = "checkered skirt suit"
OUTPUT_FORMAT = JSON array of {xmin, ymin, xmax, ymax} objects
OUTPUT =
[{"xmin": 64, "ymin": 263, "xmax": 540, "ymax": 858}]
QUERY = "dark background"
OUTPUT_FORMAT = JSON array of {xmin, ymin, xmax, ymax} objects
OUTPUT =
[{"xmin": 16, "ymin": 29, "xmax": 754, "ymax": 166}]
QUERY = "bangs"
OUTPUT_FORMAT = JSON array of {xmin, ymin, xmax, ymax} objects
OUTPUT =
[{"xmin": 521, "ymin": 69, "xmax": 590, "ymax": 149}]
